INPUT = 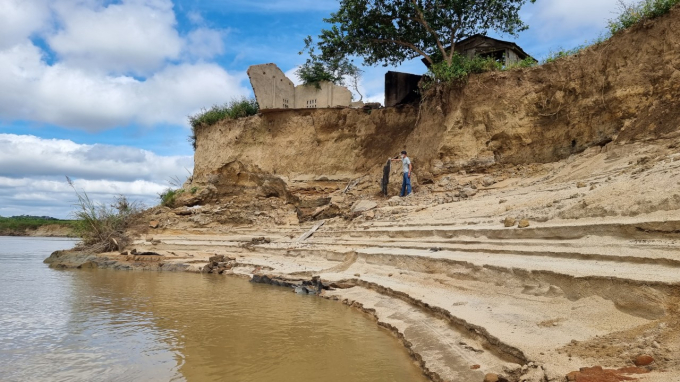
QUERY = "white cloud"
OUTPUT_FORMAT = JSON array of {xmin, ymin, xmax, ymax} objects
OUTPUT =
[
  {"xmin": 0, "ymin": 42, "xmax": 249, "ymax": 130},
  {"xmin": 0, "ymin": 134, "xmax": 192, "ymax": 183},
  {"xmin": 0, "ymin": 0, "xmax": 248, "ymax": 131},
  {"xmin": 0, "ymin": 0, "xmax": 51, "ymax": 49},
  {"xmin": 0, "ymin": 134, "xmax": 192, "ymax": 218},
  {"xmin": 48, "ymin": 0, "xmax": 183, "ymax": 75},
  {"xmin": 186, "ymin": 11, "xmax": 205, "ymax": 25},
  {"xmin": 0, "ymin": 176, "xmax": 169, "ymax": 218},
  {"xmin": 185, "ymin": 28, "xmax": 226, "ymax": 59}
]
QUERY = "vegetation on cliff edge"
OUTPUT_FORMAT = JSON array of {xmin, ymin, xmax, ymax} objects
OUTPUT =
[
  {"xmin": 542, "ymin": 0, "xmax": 679, "ymax": 64},
  {"xmin": 188, "ymin": 97, "xmax": 259, "ymax": 150},
  {"xmin": 159, "ymin": 188, "xmax": 183, "ymax": 208},
  {"xmin": 608, "ymin": 0, "xmax": 680, "ymax": 35}
]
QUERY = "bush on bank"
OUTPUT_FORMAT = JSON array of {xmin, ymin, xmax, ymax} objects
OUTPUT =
[
  {"xmin": 425, "ymin": 53, "xmax": 502, "ymax": 85},
  {"xmin": 67, "ymin": 177, "xmax": 142, "ymax": 253},
  {"xmin": 423, "ymin": 53, "xmax": 538, "ymax": 87},
  {"xmin": 188, "ymin": 97, "xmax": 259, "ymax": 150}
]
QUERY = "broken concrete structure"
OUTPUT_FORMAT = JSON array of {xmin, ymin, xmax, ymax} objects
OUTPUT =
[
  {"xmin": 247, "ymin": 63, "xmax": 295, "ymax": 109},
  {"xmin": 247, "ymin": 63, "xmax": 353, "ymax": 110}
]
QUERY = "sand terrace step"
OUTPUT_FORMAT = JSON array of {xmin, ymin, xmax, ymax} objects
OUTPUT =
[
  {"xmin": 306, "ymin": 238, "xmax": 680, "ymax": 266},
  {"xmin": 315, "ymin": 219, "xmax": 680, "ymax": 241},
  {"xmin": 349, "ymin": 246, "xmax": 680, "ymax": 285},
  {"xmin": 214, "ymin": 242, "xmax": 680, "ymax": 285},
  {"xmin": 135, "ymin": 231, "xmax": 680, "ymax": 284},
  {"xmin": 321, "ymin": 270, "xmax": 654, "ymax": 369}
]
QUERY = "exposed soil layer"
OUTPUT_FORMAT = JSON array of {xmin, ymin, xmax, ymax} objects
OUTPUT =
[{"xmin": 188, "ymin": 7, "xmax": 680, "ymax": 214}]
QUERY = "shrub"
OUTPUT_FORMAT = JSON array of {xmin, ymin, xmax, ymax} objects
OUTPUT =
[
  {"xmin": 159, "ymin": 188, "xmax": 183, "ymax": 207},
  {"xmin": 188, "ymin": 97, "xmax": 259, "ymax": 150},
  {"xmin": 425, "ymin": 53, "xmax": 503, "ymax": 85},
  {"xmin": 608, "ymin": 0, "xmax": 680, "ymax": 35},
  {"xmin": 297, "ymin": 61, "xmax": 337, "ymax": 89},
  {"xmin": 67, "ymin": 177, "xmax": 142, "ymax": 253}
]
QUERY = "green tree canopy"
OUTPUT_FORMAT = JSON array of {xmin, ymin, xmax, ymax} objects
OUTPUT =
[
  {"xmin": 313, "ymin": 0, "xmax": 537, "ymax": 67},
  {"xmin": 297, "ymin": 36, "xmax": 363, "ymax": 100}
]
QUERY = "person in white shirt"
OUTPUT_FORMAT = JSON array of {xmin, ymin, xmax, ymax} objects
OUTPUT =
[{"xmin": 390, "ymin": 151, "xmax": 412, "ymax": 196}]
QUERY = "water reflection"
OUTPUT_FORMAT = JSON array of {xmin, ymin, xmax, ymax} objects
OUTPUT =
[{"xmin": 0, "ymin": 238, "xmax": 427, "ymax": 382}]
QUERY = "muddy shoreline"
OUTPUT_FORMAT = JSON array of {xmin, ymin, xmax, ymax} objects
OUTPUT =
[{"xmin": 43, "ymin": 249, "xmax": 447, "ymax": 382}]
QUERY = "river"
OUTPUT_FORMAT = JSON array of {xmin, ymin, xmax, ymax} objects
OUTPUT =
[{"xmin": 0, "ymin": 237, "xmax": 427, "ymax": 382}]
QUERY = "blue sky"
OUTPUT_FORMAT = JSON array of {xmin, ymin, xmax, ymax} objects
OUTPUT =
[{"xmin": 0, "ymin": 0, "xmax": 622, "ymax": 218}]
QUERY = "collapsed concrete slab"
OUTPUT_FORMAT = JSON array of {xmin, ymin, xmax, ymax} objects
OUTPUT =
[
  {"xmin": 246, "ymin": 63, "xmax": 295, "ymax": 109},
  {"xmin": 247, "ymin": 63, "xmax": 353, "ymax": 110}
]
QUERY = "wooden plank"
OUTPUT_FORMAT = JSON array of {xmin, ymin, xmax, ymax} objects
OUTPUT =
[{"xmin": 295, "ymin": 220, "xmax": 325, "ymax": 242}]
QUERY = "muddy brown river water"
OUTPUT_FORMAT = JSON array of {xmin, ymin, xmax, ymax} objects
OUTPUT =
[{"xmin": 0, "ymin": 237, "xmax": 427, "ymax": 382}]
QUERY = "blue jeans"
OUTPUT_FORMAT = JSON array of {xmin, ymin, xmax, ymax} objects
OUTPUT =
[{"xmin": 400, "ymin": 173, "xmax": 412, "ymax": 196}]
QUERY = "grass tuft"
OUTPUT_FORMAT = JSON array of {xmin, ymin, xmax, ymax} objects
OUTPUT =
[
  {"xmin": 188, "ymin": 97, "xmax": 259, "ymax": 150},
  {"xmin": 504, "ymin": 57, "xmax": 539, "ymax": 70}
]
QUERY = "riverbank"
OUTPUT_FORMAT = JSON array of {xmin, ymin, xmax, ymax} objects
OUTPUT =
[{"xmin": 46, "ymin": 138, "xmax": 680, "ymax": 382}]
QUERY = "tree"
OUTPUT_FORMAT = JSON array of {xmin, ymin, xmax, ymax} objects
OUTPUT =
[
  {"xmin": 297, "ymin": 36, "xmax": 363, "ymax": 100},
  {"xmin": 314, "ymin": 0, "xmax": 537, "ymax": 67}
]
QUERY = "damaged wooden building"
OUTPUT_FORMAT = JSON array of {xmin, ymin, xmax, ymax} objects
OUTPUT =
[{"xmin": 385, "ymin": 35, "xmax": 535, "ymax": 107}]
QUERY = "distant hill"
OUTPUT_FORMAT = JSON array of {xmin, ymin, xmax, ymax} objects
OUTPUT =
[
  {"xmin": 1, "ymin": 215, "xmax": 60, "ymax": 221},
  {"xmin": 0, "ymin": 215, "xmax": 78, "ymax": 237}
]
